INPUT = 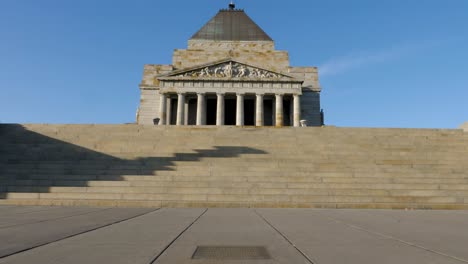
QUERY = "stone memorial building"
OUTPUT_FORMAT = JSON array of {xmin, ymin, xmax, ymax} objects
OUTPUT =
[{"xmin": 137, "ymin": 3, "xmax": 322, "ymax": 127}]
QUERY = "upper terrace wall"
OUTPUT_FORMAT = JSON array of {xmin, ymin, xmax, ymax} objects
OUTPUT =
[{"xmin": 173, "ymin": 40, "xmax": 290, "ymax": 72}]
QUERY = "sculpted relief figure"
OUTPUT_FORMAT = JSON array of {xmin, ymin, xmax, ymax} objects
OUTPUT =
[
  {"xmin": 237, "ymin": 65, "xmax": 247, "ymax": 78},
  {"xmin": 199, "ymin": 67, "xmax": 211, "ymax": 77},
  {"xmin": 178, "ymin": 62, "xmax": 282, "ymax": 79},
  {"xmin": 249, "ymin": 68, "xmax": 260, "ymax": 78},
  {"xmin": 223, "ymin": 62, "xmax": 233, "ymax": 78},
  {"xmin": 214, "ymin": 66, "xmax": 223, "ymax": 77}
]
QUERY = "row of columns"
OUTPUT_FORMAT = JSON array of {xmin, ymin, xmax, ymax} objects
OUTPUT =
[{"xmin": 159, "ymin": 93, "xmax": 301, "ymax": 127}]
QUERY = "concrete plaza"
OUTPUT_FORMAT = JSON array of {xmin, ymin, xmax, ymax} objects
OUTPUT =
[{"xmin": 0, "ymin": 206, "xmax": 467, "ymax": 264}]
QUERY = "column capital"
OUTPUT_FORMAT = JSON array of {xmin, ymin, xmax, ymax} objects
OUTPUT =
[
  {"xmin": 197, "ymin": 92, "xmax": 205, "ymax": 96},
  {"xmin": 236, "ymin": 93, "xmax": 245, "ymax": 96},
  {"xmin": 256, "ymin": 93, "xmax": 265, "ymax": 96},
  {"xmin": 275, "ymin": 94, "xmax": 284, "ymax": 100},
  {"xmin": 216, "ymin": 92, "xmax": 225, "ymax": 96}
]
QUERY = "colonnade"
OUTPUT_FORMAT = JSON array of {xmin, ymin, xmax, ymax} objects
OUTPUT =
[{"xmin": 158, "ymin": 93, "xmax": 301, "ymax": 127}]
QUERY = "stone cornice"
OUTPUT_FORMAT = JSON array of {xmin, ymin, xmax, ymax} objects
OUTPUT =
[
  {"xmin": 158, "ymin": 77, "xmax": 303, "ymax": 83},
  {"xmin": 139, "ymin": 85, "xmax": 159, "ymax": 90}
]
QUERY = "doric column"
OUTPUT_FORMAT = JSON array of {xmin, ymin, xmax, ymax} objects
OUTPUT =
[
  {"xmin": 255, "ymin": 94, "xmax": 264, "ymax": 126},
  {"xmin": 275, "ymin": 94, "xmax": 283, "ymax": 127},
  {"xmin": 166, "ymin": 97, "xmax": 172, "ymax": 125},
  {"xmin": 176, "ymin": 93, "xmax": 185, "ymax": 126},
  {"xmin": 196, "ymin": 93, "xmax": 206, "ymax": 126},
  {"xmin": 216, "ymin": 93, "xmax": 225, "ymax": 126},
  {"xmin": 293, "ymin": 94, "xmax": 301, "ymax": 127},
  {"xmin": 236, "ymin": 93, "xmax": 244, "ymax": 126},
  {"xmin": 184, "ymin": 99, "xmax": 189, "ymax": 125},
  {"xmin": 159, "ymin": 93, "xmax": 167, "ymax": 125}
]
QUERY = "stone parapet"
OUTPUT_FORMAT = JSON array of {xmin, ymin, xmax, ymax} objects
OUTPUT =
[{"xmin": 188, "ymin": 40, "xmax": 275, "ymax": 51}]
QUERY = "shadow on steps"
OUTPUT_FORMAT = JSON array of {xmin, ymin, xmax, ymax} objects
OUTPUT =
[{"xmin": 0, "ymin": 124, "xmax": 267, "ymax": 197}]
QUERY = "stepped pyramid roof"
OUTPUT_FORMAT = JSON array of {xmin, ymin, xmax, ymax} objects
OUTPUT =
[{"xmin": 190, "ymin": 5, "xmax": 273, "ymax": 42}]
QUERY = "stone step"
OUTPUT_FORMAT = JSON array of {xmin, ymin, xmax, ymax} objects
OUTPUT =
[
  {"xmin": 4, "ymin": 177, "xmax": 468, "ymax": 191},
  {"xmin": 1, "ymin": 166, "xmax": 465, "ymax": 177},
  {"xmin": 2, "ymin": 153, "xmax": 466, "ymax": 163},
  {"xmin": 1, "ymin": 192, "xmax": 466, "ymax": 206},
  {"xmin": 5, "ymin": 186, "xmax": 468, "ymax": 198},
  {"xmin": 0, "ymin": 175, "xmax": 468, "ymax": 188},
  {"xmin": 0, "ymin": 198, "xmax": 466, "ymax": 210},
  {"xmin": 2, "ymin": 135, "xmax": 468, "ymax": 143},
  {"xmin": 2, "ymin": 171, "xmax": 468, "ymax": 184},
  {"xmin": 3, "ymin": 139, "xmax": 467, "ymax": 146}
]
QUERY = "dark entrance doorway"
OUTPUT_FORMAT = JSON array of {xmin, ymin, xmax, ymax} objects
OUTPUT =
[
  {"xmin": 170, "ymin": 98, "xmax": 177, "ymax": 125},
  {"xmin": 188, "ymin": 99, "xmax": 197, "ymax": 125},
  {"xmin": 283, "ymin": 98, "xmax": 291, "ymax": 126},
  {"xmin": 264, "ymin": 99, "xmax": 273, "ymax": 126},
  {"xmin": 225, "ymin": 98, "xmax": 236, "ymax": 125},
  {"xmin": 244, "ymin": 99, "xmax": 255, "ymax": 126},
  {"xmin": 206, "ymin": 98, "xmax": 217, "ymax": 125}
]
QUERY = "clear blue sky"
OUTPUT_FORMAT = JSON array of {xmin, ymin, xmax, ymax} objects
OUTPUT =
[{"xmin": 1, "ymin": 0, "xmax": 467, "ymax": 128}]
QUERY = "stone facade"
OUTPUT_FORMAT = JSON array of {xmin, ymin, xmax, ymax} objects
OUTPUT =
[{"xmin": 137, "ymin": 6, "xmax": 322, "ymax": 127}]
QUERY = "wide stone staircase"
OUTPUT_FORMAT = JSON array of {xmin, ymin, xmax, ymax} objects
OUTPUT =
[{"xmin": 1, "ymin": 124, "xmax": 467, "ymax": 209}]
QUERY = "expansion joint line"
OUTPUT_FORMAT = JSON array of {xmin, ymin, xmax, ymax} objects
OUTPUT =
[
  {"xmin": 254, "ymin": 210, "xmax": 316, "ymax": 264},
  {"xmin": 0, "ymin": 207, "xmax": 114, "ymax": 230},
  {"xmin": 150, "ymin": 208, "xmax": 208, "ymax": 264},
  {"xmin": 328, "ymin": 216, "xmax": 468, "ymax": 264}
]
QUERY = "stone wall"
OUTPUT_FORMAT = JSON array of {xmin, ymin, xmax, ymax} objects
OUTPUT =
[
  {"xmin": 173, "ymin": 40, "xmax": 290, "ymax": 72},
  {"xmin": 288, "ymin": 67, "xmax": 320, "ymax": 91},
  {"xmin": 137, "ymin": 89, "xmax": 160, "ymax": 125},
  {"xmin": 138, "ymin": 65, "xmax": 173, "ymax": 125},
  {"xmin": 289, "ymin": 67, "xmax": 321, "ymax": 126},
  {"xmin": 140, "ymin": 64, "xmax": 173, "ymax": 87},
  {"xmin": 461, "ymin": 122, "xmax": 468, "ymax": 132},
  {"xmin": 301, "ymin": 91, "xmax": 322, "ymax": 126}
]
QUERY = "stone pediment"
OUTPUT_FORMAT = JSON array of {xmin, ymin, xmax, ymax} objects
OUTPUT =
[{"xmin": 159, "ymin": 60, "xmax": 297, "ymax": 81}]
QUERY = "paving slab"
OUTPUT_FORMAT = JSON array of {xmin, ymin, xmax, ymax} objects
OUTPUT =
[
  {"xmin": 0, "ymin": 208, "xmax": 204, "ymax": 264},
  {"xmin": 153, "ymin": 208, "xmax": 311, "ymax": 264},
  {"xmin": 320, "ymin": 209, "xmax": 468, "ymax": 262},
  {"xmin": 258, "ymin": 209, "xmax": 468, "ymax": 264},
  {"xmin": 0, "ymin": 207, "xmax": 155, "ymax": 258}
]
